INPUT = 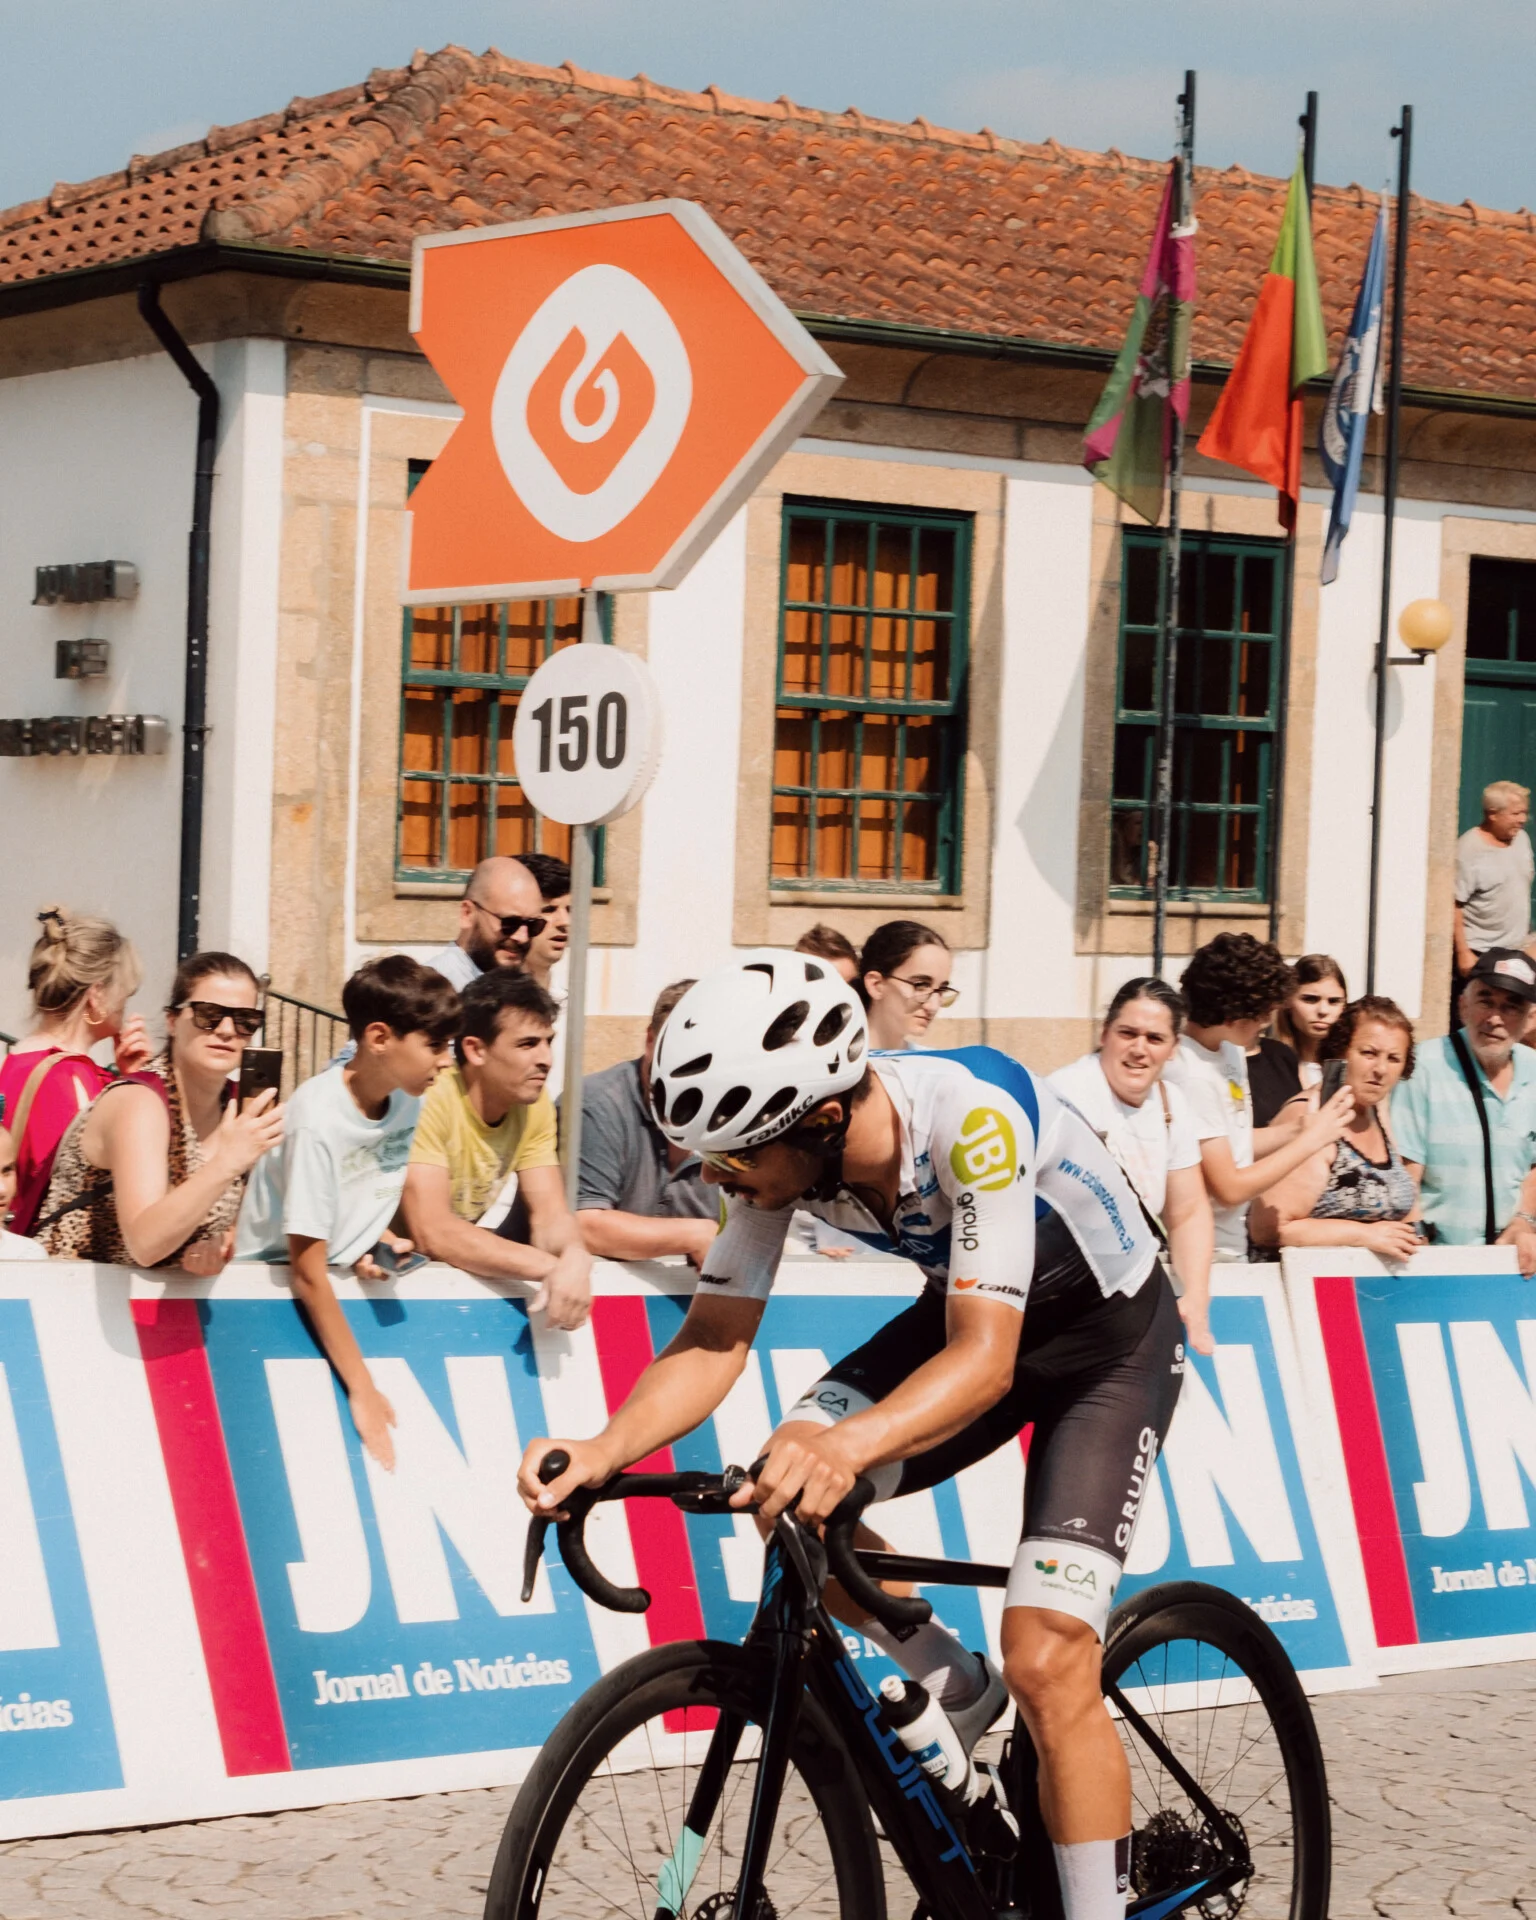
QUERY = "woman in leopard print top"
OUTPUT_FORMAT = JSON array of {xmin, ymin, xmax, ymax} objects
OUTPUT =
[{"xmin": 36, "ymin": 952, "xmax": 284, "ymax": 1271}]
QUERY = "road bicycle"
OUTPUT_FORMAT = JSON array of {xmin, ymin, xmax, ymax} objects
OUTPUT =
[{"xmin": 486, "ymin": 1453, "xmax": 1330, "ymax": 1920}]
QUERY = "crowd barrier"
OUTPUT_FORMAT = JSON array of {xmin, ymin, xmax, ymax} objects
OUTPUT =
[{"xmin": 0, "ymin": 1246, "xmax": 1530, "ymax": 1839}]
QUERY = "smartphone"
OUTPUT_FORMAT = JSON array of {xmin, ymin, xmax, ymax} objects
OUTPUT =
[
  {"xmin": 1318, "ymin": 1058, "xmax": 1347, "ymax": 1104},
  {"xmin": 238, "ymin": 1047, "xmax": 284, "ymax": 1110},
  {"xmin": 372, "ymin": 1241, "xmax": 429, "ymax": 1277}
]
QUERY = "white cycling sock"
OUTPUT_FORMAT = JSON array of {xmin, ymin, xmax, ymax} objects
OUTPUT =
[
  {"xmin": 1052, "ymin": 1837, "xmax": 1131, "ymax": 1920},
  {"xmin": 857, "ymin": 1616, "xmax": 988, "ymax": 1709}
]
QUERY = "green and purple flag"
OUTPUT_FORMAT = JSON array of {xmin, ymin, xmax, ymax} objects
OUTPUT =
[{"xmin": 1083, "ymin": 164, "xmax": 1196, "ymax": 523}]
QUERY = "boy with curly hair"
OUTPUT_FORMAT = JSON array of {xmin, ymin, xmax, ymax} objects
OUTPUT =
[{"xmin": 1165, "ymin": 933, "xmax": 1353, "ymax": 1258}]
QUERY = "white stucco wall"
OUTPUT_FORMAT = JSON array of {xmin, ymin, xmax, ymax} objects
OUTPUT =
[{"xmin": 0, "ymin": 342, "xmax": 285, "ymax": 1041}]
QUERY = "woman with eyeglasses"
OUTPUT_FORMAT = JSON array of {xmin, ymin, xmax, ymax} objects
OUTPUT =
[
  {"xmin": 857, "ymin": 920, "xmax": 958, "ymax": 1051},
  {"xmin": 35, "ymin": 952, "xmax": 284, "ymax": 1273}
]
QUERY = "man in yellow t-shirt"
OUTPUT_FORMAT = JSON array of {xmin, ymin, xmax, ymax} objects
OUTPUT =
[{"xmin": 403, "ymin": 970, "xmax": 591, "ymax": 1329}]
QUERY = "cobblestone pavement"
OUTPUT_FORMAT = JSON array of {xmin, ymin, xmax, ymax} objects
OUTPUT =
[{"xmin": 2, "ymin": 1662, "xmax": 1534, "ymax": 1918}]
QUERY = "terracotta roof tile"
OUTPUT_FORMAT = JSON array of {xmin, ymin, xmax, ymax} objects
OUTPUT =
[{"xmin": 1, "ymin": 43, "xmax": 1532, "ymax": 400}]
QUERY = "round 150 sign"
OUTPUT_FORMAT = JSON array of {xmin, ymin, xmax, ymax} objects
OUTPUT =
[
  {"xmin": 509, "ymin": 644, "xmax": 662, "ymax": 827},
  {"xmin": 405, "ymin": 200, "xmax": 843, "ymax": 604}
]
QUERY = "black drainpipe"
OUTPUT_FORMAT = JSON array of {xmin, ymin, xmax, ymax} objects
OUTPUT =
[{"xmin": 138, "ymin": 281, "xmax": 218, "ymax": 961}]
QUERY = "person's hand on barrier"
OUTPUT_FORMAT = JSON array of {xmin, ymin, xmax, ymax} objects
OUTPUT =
[
  {"xmin": 681, "ymin": 1217, "xmax": 719, "ymax": 1271},
  {"xmin": 1303, "ymin": 1085, "xmax": 1355, "ymax": 1148},
  {"xmin": 1496, "ymin": 1216, "xmax": 1536, "ymax": 1278},
  {"xmin": 113, "ymin": 1016, "xmax": 153, "ymax": 1075},
  {"xmin": 735, "ymin": 1424, "xmax": 861, "ymax": 1527},
  {"xmin": 1178, "ymin": 1294, "xmax": 1216, "ymax": 1356},
  {"xmin": 351, "ymin": 1382, "xmax": 397, "ymax": 1470},
  {"xmin": 529, "ymin": 1243, "xmax": 592, "ymax": 1332},
  {"xmin": 212, "ymin": 1087, "xmax": 285, "ymax": 1177},
  {"xmin": 1357, "ymin": 1219, "xmax": 1421, "ymax": 1266},
  {"xmin": 519, "ymin": 1436, "xmax": 614, "ymax": 1516},
  {"xmin": 180, "ymin": 1230, "xmax": 235, "ymax": 1277}
]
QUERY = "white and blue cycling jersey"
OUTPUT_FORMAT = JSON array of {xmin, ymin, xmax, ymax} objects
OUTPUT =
[{"xmin": 698, "ymin": 1046, "xmax": 1160, "ymax": 1313}]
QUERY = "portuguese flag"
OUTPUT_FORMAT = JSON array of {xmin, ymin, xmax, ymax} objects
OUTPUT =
[
  {"xmin": 1197, "ymin": 157, "xmax": 1328, "ymax": 529},
  {"xmin": 1082, "ymin": 163, "xmax": 1196, "ymax": 524}
]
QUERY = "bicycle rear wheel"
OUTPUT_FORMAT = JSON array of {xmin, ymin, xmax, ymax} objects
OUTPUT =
[
  {"xmin": 485, "ymin": 1638, "xmax": 886, "ymax": 1920},
  {"xmin": 1104, "ymin": 1582, "xmax": 1330, "ymax": 1920}
]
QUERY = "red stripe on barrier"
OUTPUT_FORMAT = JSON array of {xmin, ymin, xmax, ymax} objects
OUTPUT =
[
  {"xmin": 590, "ymin": 1295, "xmax": 708, "ymax": 1648},
  {"xmin": 132, "ymin": 1299, "xmax": 292, "ymax": 1775},
  {"xmin": 1313, "ymin": 1274, "xmax": 1418, "ymax": 1648}
]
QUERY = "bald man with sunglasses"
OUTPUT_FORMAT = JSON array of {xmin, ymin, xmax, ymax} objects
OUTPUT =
[{"xmin": 428, "ymin": 857, "xmax": 547, "ymax": 993}]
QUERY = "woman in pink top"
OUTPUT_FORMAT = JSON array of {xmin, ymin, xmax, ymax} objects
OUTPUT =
[{"xmin": 0, "ymin": 907, "xmax": 149, "ymax": 1234}]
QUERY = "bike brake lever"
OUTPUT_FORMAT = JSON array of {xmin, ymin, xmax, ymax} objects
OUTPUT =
[{"xmin": 521, "ymin": 1447, "xmax": 573, "ymax": 1604}]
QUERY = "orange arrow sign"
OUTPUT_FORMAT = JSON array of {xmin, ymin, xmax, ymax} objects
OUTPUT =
[{"xmin": 405, "ymin": 200, "xmax": 843, "ymax": 604}]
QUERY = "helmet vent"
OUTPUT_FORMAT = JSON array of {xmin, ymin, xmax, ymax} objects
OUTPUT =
[
  {"xmin": 743, "ymin": 962, "xmax": 774, "ymax": 983},
  {"xmin": 671, "ymin": 1053, "xmax": 712, "ymax": 1078},
  {"xmin": 762, "ymin": 1000, "xmax": 809, "ymax": 1052},
  {"xmin": 812, "ymin": 1004, "xmax": 850, "ymax": 1047},
  {"xmin": 848, "ymin": 1031, "xmax": 865, "ymax": 1063},
  {"xmin": 651, "ymin": 1077, "xmax": 668, "ymax": 1121},
  {"xmin": 669, "ymin": 1087, "xmax": 704, "ymax": 1127},
  {"xmin": 746, "ymin": 1087, "xmax": 799, "ymax": 1134},
  {"xmin": 803, "ymin": 960, "xmax": 825, "ymax": 981},
  {"xmin": 708, "ymin": 1085, "xmax": 752, "ymax": 1132}
]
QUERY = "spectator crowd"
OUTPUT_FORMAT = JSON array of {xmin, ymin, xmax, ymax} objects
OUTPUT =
[{"xmin": 4, "ymin": 839, "xmax": 1535, "ymax": 1465}]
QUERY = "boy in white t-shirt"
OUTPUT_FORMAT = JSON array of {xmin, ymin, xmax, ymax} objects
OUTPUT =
[
  {"xmin": 1164, "ymin": 934, "xmax": 1352, "ymax": 1257},
  {"xmin": 236, "ymin": 956, "xmax": 459, "ymax": 1467}
]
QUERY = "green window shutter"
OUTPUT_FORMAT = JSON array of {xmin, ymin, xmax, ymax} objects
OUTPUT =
[
  {"xmin": 772, "ymin": 499, "xmax": 970, "ymax": 892},
  {"xmin": 396, "ymin": 462, "xmax": 608, "ymax": 884},
  {"xmin": 1110, "ymin": 528, "xmax": 1285, "ymax": 903}
]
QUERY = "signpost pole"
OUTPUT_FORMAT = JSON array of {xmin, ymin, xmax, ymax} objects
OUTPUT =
[{"xmin": 558, "ymin": 590, "xmax": 602, "ymax": 1207}]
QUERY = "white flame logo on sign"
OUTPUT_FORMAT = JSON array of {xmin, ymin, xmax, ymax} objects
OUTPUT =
[{"xmin": 491, "ymin": 264, "xmax": 693, "ymax": 544}]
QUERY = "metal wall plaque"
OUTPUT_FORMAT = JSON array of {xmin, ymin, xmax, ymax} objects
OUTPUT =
[
  {"xmin": 0, "ymin": 715, "xmax": 169, "ymax": 756},
  {"xmin": 33, "ymin": 562, "xmax": 139, "ymax": 605}
]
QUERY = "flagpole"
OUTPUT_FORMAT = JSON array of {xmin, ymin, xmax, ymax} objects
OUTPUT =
[
  {"xmin": 1152, "ymin": 69, "xmax": 1196, "ymax": 979},
  {"xmin": 1366, "ymin": 106, "xmax": 1412, "ymax": 993},
  {"xmin": 1268, "ymin": 92, "xmax": 1318, "ymax": 947}
]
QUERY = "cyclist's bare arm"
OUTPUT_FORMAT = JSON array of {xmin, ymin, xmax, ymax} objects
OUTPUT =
[
  {"xmin": 518, "ymin": 1292, "xmax": 765, "ymax": 1515},
  {"xmin": 747, "ymin": 1295, "xmax": 1024, "ymax": 1523}
]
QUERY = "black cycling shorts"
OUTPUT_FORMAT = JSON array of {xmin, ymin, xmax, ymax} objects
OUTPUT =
[{"xmin": 785, "ymin": 1270, "xmax": 1185, "ymax": 1633}]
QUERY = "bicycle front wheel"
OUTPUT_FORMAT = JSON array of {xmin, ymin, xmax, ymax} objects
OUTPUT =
[
  {"xmin": 485, "ymin": 1637, "xmax": 886, "ymax": 1920},
  {"xmin": 1104, "ymin": 1582, "xmax": 1330, "ymax": 1920}
]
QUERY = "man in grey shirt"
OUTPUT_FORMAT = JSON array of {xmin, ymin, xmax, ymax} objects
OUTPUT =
[
  {"xmin": 1455, "ymin": 780, "xmax": 1534, "ymax": 979},
  {"xmin": 428, "ymin": 856, "xmax": 546, "ymax": 991},
  {"xmin": 576, "ymin": 980, "xmax": 717, "ymax": 1267}
]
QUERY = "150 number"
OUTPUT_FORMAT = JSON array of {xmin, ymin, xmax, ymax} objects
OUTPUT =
[{"xmin": 529, "ymin": 691, "xmax": 628, "ymax": 774}]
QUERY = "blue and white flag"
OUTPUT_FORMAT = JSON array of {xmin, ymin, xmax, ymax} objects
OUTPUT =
[{"xmin": 1319, "ymin": 196, "xmax": 1388, "ymax": 585}]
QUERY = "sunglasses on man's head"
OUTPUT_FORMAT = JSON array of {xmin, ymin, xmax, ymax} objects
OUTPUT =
[
  {"xmin": 470, "ymin": 899, "xmax": 547, "ymax": 943},
  {"xmin": 172, "ymin": 1000, "xmax": 264, "ymax": 1039}
]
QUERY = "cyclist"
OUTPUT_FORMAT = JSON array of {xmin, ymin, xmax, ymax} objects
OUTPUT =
[{"xmin": 520, "ymin": 950, "xmax": 1182, "ymax": 1920}]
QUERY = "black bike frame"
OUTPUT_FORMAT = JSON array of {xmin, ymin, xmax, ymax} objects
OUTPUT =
[{"xmin": 522, "ymin": 1463, "xmax": 1253, "ymax": 1920}]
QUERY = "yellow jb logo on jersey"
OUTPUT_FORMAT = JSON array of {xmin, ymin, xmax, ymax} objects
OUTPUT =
[{"xmin": 950, "ymin": 1107, "xmax": 1017, "ymax": 1192}]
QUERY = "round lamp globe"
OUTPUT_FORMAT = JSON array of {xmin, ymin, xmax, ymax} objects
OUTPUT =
[{"xmin": 1398, "ymin": 597, "xmax": 1454, "ymax": 654}]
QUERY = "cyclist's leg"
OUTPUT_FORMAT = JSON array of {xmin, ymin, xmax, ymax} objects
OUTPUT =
[
  {"xmin": 769, "ymin": 1290, "xmax": 1003, "ymax": 1720},
  {"xmin": 999, "ymin": 1272, "xmax": 1184, "ymax": 1920}
]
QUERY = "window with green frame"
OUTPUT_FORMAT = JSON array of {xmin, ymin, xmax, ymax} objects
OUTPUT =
[
  {"xmin": 1111, "ymin": 530, "xmax": 1284, "ymax": 901},
  {"xmin": 773, "ymin": 500, "xmax": 969, "ymax": 891},
  {"xmin": 396, "ymin": 462, "xmax": 606, "ymax": 882}
]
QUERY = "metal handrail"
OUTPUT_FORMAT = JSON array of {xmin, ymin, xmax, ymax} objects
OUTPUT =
[{"xmin": 261, "ymin": 983, "xmax": 345, "ymax": 1095}]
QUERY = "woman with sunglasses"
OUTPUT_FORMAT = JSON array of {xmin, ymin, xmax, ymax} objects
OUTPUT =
[
  {"xmin": 35, "ymin": 952, "xmax": 284, "ymax": 1273},
  {"xmin": 857, "ymin": 920, "xmax": 958, "ymax": 1051}
]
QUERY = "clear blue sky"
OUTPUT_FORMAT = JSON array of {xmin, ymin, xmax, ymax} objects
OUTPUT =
[{"xmin": 2, "ymin": 1, "xmax": 1526, "ymax": 216}]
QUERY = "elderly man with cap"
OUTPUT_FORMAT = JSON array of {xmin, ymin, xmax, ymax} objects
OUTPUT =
[
  {"xmin": 1394, "ymin": 948, "xmax": 1536, "ymax": 1270},
  {"xmin": 428, "ymin": 856, "xmax": 547, "ymax": 992}
]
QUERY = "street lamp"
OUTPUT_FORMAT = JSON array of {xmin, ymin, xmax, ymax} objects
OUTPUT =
[{"xmin": 1390, "ymin": 597, "xmax": 1454, "ymax": 665}]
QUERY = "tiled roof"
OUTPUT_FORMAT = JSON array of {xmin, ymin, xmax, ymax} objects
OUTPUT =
[{"xmin": 3, "ymin": 44, "xmax": 1534, "ymax": 401}]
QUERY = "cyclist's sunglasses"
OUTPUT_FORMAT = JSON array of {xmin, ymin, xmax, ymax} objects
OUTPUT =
[
  {"xmin": 470, "ymin": 899, "xmax": 547, "ymax": 943},
  {"xmin": 701, "ymin": 1146, "xmax": 765, "ymax": 1176},
  {"xmin": 171, "ymin": 1000, "xmax": 264, "ymax": 1039}
]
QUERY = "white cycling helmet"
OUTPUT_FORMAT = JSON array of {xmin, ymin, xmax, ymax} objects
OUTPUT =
[{"xmin": 651, "ymin": 948, "xmax": 868, "ymax": 1155}]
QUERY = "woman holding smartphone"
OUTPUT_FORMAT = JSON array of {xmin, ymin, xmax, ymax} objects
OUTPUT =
[
  {"xmin": 1249, "ymin": 996, "xmax": 1421, "ymax": 1260},
  {"xmin": 35, "ymin": 952, "xmax": 283, "ymax": 1273}
]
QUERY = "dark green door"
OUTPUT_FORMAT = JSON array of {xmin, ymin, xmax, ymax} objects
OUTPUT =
[{"xmin": 1460, "ymin": 564, "xmax": 1536, "ymax": 885}]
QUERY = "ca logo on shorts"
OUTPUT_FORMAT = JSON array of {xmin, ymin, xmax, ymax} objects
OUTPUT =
[{"xmin": 950, "ymin": 1108, "xmax": 1017, "ymax": 1193}]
